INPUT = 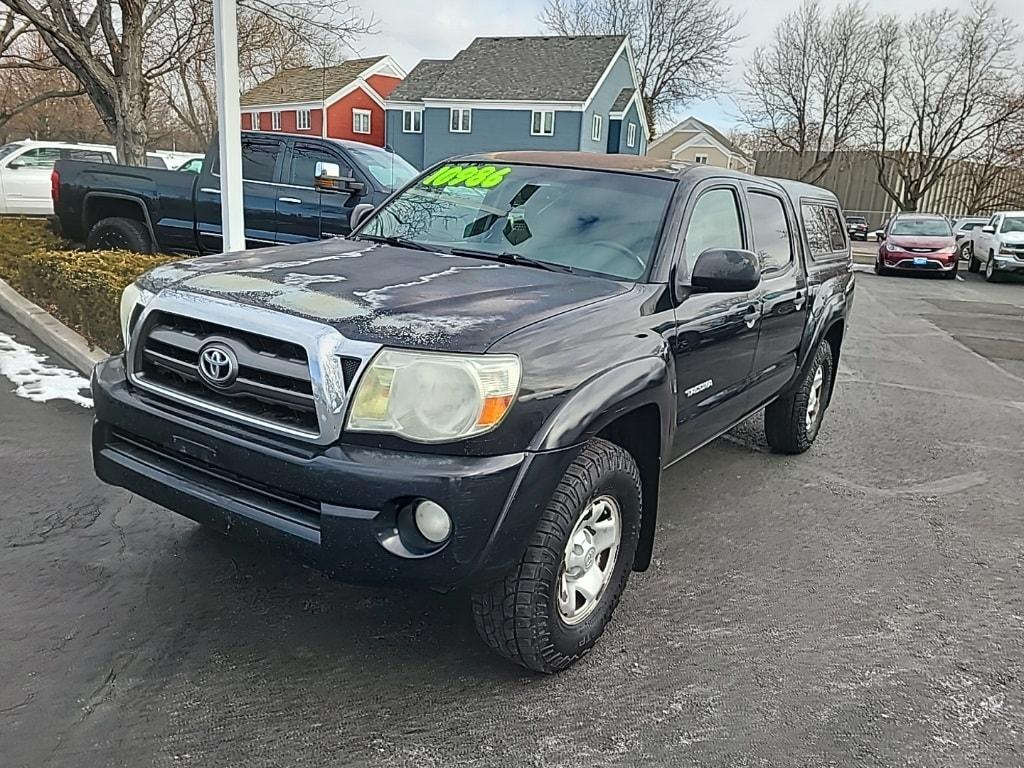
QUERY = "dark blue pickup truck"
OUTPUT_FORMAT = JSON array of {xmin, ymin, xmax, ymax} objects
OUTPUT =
[{"xmin": 51, "ymin": 131, "xmax": 417, "ymax": 254}]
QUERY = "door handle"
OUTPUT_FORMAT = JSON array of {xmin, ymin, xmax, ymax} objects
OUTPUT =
[
  {"xmin": 742, "ymin": 304, "xmax": 760, "ymax": 329},
  {"xmin": 793, "ymin": 290, "xmax": 806, "ymax": 310},
  {"xmin": 278, "ymin": 196, "xmax": 302, "ymax": 204},
  {"xmin": 200, "ymin": 187, "xmax": 220, "ymax": 195}
]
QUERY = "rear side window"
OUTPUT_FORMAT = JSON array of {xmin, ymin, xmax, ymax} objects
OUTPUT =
[
  {"xmin": 683, "ymin": 188, "xmax": 744, "ymax": 272},
  {"xmin": 748, "ymin": 192, "xmax": 792, "ymax": 271},
  {"xmin": 66, "ymin": 149, "xmax": 113, "ymax": 163},
  {"xmin": 212, "ymin": 139, "xmax": 282, "ymax": 182},
  {"xmin": 802, "ymin": 203, "xmax": 847, "ymax": 258},
  {"xmin": 14, "ymin": 147, "xmax": 61, "ymax": 169}
]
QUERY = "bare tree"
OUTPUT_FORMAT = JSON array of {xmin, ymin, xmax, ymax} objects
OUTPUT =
[
  {"xmin": 866, "ymin": 1, "xmax": 1024, "ymax": 212},
  {"xmin": 539, "ymin": 0, "xmax": 741, "ymax": 127},
  {"xmin": 0, "ymin": 10, "xmax": 83, "ymax": 132},
  {"xmin": 0, "ymin": 0, "xmax": 372, "ymax": 165},
  {"xmin": 740, "ymin": 0, "xmax": 875, "ymax": 184},
  {"xmin": 954, "ymin": 115, "xmax": 1024, "ymax": 214}
]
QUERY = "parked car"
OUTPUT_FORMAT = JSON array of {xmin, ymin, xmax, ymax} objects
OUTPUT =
[
  {"xmin": 52, "ymin": 131, "xmax": 418, "ymax": 253},
  {"xmin": 874, "ymin": 213, "xmax": 958, "ymax": 278},
  {"xmin": 845, "ymin": 214, "xmax": 869, "ymax": 241},
  {"xmin": 964, "ymin": 211, "xmax": 1024, "ymax": 282},
  {"xmin": 1, "ymin": 140, "xmax": 204, "ymax": 215},
  {"xmin": 92, "ymin": 155, "xmax": 854, "ymax": 672},
  {"xmin": 951, "ymin": 216, "xmax": 989, "ymax": 256},
  {"xmin": 1, "ymin": 140, "xmax": 116, "ymax": 215}
]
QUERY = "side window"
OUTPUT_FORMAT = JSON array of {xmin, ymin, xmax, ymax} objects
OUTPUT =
[
  {"xmin": 13, "ymin": 147, "xmax": 61, "ymax": 169},
  {"xmin": 988, "ymin": 215, "xmax": 998, "ymax": 227},
  {"xmin": 287, "ymin": 142, "xmax": 352, "ymax": 187},
  {"xmin": 682, "ymin": 188, "xmax": 744, "ymax": 272},
  {"xmin": 747, "ymin": 192, "xmax": 792, "ymax": 271},
  {"xmin": 802, "ymin": 203, "xmax": 846, "ymax": 258},
  {"xmin": 65, "ymin": 149, "xmax": 112, "ymax": 163},
  {"xmin": 211, "ymin": 140, "xmax": 282, "ymax": 181},
  {"xmin": 146, "ymin": 155, "xmax": 168, "ymax": 169}
]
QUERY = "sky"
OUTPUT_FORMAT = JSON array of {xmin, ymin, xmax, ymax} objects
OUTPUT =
[{"xmin": 353, "ymin": 0, "xmax": 1024, "ymax": 133}]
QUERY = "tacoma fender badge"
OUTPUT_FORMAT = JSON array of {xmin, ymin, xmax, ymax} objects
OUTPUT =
[{"xmin": 684, "ymin": 379, "xmax": 713, "ymax": 398}]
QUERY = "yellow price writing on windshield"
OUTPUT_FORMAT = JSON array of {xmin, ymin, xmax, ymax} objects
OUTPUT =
[{"xmin": 421, "ymin": 164, "xmax": 512, "ymax": 189}]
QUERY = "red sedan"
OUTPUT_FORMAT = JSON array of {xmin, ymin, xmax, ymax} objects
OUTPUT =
[{"xmin": 875, "ymin": 214, "xmax": 958, "ymax": 279}]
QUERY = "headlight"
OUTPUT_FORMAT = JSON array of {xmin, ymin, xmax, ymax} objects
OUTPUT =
[
  {"xmin": 885, "ymin": 242, "xmax": 900, "ymax": 252},
  {"xmin": 346, "ymin": 349, "xmax": 521, "ymax": 443},
  {"xmin": 119, "ymin": 282, "xmax": 152, "ymax": 347}
]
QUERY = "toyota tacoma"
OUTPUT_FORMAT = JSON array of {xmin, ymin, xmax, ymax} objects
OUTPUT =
[{"xmin": 92, "ymin": 153, "xmax": 854, "ymax": 672}]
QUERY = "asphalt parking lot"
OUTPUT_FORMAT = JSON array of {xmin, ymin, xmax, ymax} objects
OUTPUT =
[{"xmin": 2, "ymin": 267, "xmax": 1023, "ymax": 767}]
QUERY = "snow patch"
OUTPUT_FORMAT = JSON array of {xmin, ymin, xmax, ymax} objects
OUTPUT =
[{"xmin": 0, "ymin": 331, "xmax": 93, "ymax": 408}]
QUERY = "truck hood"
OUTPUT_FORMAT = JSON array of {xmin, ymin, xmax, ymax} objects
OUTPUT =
[
  {"xmin": 138, "ymin": 238, "xmax": 632, "ymax": 352},
  {"xmin": 999, "ymin": 232, "xmax": 1024, "ymax": 245}
]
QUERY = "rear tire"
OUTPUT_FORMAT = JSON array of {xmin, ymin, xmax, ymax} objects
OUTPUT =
[
  {"xmin": 765, "ymin": 340, "xmax": 834, "ymax": 455},
  {"xmin": 471, "ymin": 438, "xmax": 641, "ymax": 673},
  {"xmin": 86, "ymin": 217, "xmax": 153, "ymax": 253}
]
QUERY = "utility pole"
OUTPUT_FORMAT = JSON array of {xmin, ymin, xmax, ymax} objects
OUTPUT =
[{"xmin": 213, "ymin": 0, "xmax": 245, "ymax": 252}]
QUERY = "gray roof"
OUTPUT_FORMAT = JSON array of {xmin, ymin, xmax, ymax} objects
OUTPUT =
[
  {"xmin": 387, "ymin": 59, "xmax": 450, "ymax": 102},
  {"xmin": 686, "ymin": 117, "xmax": 751, "ymax": 161},
  {"xmin": 241, "ymin": 56, "xmax": 385, "ymax": 107},
  {"xmin": 610, "ymin": 88, "xmax": 635, "ymax": 112},
  {"xmin": 391, "ymin": 35, "xmax": 626, "ymax": 103}
]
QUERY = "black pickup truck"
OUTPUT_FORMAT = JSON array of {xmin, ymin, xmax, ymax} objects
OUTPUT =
[
  {"xmin": 51, "ymin": 131, "xmax": 417, "ymax": 254},
  {"xmin": 92, "ymin": 153, "xmax": 854, "ymax": 673}
]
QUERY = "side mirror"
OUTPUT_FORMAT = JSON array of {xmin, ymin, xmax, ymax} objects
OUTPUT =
[
  {"xmin": 878, "ymin": 231, "xmax": 886, "ymax": 241},
  {"xmin": 350, "ymin": 203, "xmax": 375, "ymax": 231},
  {"xmin": 690, "ymin": 248, "xmax": 761, "ymax": 293},
  {"xmin": 315, "ymin": 161, "xmax": 365, "ymax": 194},
  {"xmin": 982, "ymin": 225, "xmax": 996, "ymax": 234},
  {"xmin": 6, "ymin": 160, "xmax": 24, "ymax": 170}
]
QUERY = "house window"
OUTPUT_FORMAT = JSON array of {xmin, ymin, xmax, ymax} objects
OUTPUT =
[
  {"xmin": 251, "ymin": 111, "xmax": 260, "ymax": 130},
  {"xmin": 531, "ymin": 110, "xmax": 555, "ymax": 136},
  {"xmin": 694, "ymin": 153, "xmax": 709, "ymax": 164},
  {"xmin": 626, "ymin": 122, "xmax": 637, "ymax": 148},
  {"xmin": 296, "ymin": 109, "xmax": 311, "ymax": 130},
  {"xmin": 591, "ymin": 114, "xmax": 602, "ymax": 142},
  {"xmin": 353, "ymin": 109, "xmax": 371, "ymax": 134},
  {"xmin": 271, "ymin": 111, "xmax": 281, "ymax": 131},
  {"xmin": 402, "ymin": 110, "xmax": 422, "ymax": 133},
  {"xmin": 450, "ymin": 107, "xmax": 471, "ymax": 133}
]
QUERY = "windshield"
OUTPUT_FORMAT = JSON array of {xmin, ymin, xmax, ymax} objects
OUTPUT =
[
  {"xmin": 0, "ymin": 143, "xmax": 24, "ymax": 162},
  {"xmin": 890, "ymin": 218, "xmax": 952, "ymax": 237},
  {"xmin": 1000, "ymin": 217, "xmax": 1024, "ymax": 233},
  {"xmin": 359, "ymin": 162, "xmax": 675, "ymax": 280},
  {"xmin": 346, "ymin": 145, "xmax": 417, "ymax": 190},
  {"xmin": 957, "ymin": 221, "xmax": 984, "ymax": 231}
]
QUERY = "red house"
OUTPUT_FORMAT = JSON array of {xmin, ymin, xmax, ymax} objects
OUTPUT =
[{"xmin": 239, "ymin": 56, "xmax": 404, "ymax": 147}]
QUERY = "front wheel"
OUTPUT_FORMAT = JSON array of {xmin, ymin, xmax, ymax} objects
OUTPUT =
[
  {"xmin": 985, "ymin": 254, "xmax": 1000, "ymax": 282},
  {"xmin": 966, "ymin": 243, "xmax": 980, "ymax": 273},
  {"xmin": 764, "ymin": 340, "xmax": 834, "ymax": 454},
  {"xmin": 471, "ymin": 438, "xmax": 641, "ymax": 673}
]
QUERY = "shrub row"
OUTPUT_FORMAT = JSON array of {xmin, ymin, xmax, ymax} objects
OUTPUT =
[{"xmin": 0, "ymin": 218, "xmax": 177, "ymax": 352}]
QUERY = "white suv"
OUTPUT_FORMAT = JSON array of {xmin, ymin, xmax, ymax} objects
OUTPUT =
[
  {"xmin": 0, "ymin": 140, "xmax": 116, "ymax": 215},
  {"xmin": 965, "ymin": 211, "xmax": 1024, "ymax": 282}
]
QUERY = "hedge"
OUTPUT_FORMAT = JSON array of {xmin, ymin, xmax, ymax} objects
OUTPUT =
[{"xmin": 0, "ymin": 218, "xmax": 178, "ymax": 352}]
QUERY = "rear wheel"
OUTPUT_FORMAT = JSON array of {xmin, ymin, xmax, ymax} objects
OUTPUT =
[
  {"xmin": 86, "ymin": 217, "xmax": 152, "ymax": 253},
  {"xmin": 765, "ymin": 340, "xmax": 834, "ymax": 454},
  {"xmin": 471, "ymin": 438, "xmax": 641, "ymax": 673}
]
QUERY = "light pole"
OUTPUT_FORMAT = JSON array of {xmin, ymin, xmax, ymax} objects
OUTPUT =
[{"xmin": 212, "ymin": 0, "xmax": 245, "ymax": 252}]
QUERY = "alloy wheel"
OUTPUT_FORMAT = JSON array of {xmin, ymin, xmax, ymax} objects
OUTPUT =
[
  {"xmin": 805, "ymin": 364, "xmax": 825, "ymax": 435},
  {"xmin": 557, "ymin": 495, "xmax": 621, "ymax": 626}
]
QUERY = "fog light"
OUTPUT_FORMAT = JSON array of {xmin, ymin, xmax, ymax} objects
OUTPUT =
[{"xmin": 413, "ymin": 500, "xmax": 451, "ymax": 543}]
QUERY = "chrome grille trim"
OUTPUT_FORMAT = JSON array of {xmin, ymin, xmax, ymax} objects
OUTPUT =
[{"xmin": 126, "ymin": 290, "xmax": 381, "ymax": 445}]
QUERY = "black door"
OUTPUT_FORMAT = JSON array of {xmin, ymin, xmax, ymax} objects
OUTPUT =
[
  {"xmin": 744, "ymin": 187, "xmax": 808, "ymax": 408},
  {"xmin": 276, "ymin": 141, "xmax": 365, "ymax": 244},
  {"xmin": 195, "ymin": 136, "xmax": 284, "ymax": 253},
  {"xmin": 669, "ymin": 183, "xmax": 762, "ymax": 460}
]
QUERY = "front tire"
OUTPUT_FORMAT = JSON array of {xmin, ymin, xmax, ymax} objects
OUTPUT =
[
  {"xmin": 765, "ymin": 340, "xmax": 834, "ymax": 454},
  {"xmin": 985, "ymin": 253, "xmax": 1000, "ymax": 282},
  {"xmin": 966, "ymin": 243, "xmax": 980, "ymax": 273},
  {"xmin": 471, "ymin": 438, "xmax": 641, "ymax": 673},
  {"xmin": 86, "ymin": 216, "xmax": 153, "ymax": 253}
]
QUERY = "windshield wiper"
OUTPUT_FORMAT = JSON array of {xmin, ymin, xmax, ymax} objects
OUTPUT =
[
  {"xmin": 355, "ymin": 233, "xmax": 436, "ymax": 252},
  {"xmin": 447, "ymin": 247, "xmax": 575, "ymax": 274}
]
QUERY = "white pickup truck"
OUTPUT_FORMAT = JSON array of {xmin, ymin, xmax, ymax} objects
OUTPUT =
[{"xmin": 964, "ymin": 211, "xmax": 1024, "ymax": 282}]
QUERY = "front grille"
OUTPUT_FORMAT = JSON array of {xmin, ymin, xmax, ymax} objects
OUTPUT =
[
  {"xmin": 904, "ymin": 246, "xmax": 939, "ymax": 253},
  {"xmin": 110, "ymin": 429, "xmax": 322, "ymax": 531},
  {"xmin": 135, "ymin": 311, "xmax": 320, "ymax": 434}
]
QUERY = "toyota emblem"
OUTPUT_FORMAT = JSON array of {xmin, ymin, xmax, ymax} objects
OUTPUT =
[{"xmin": 197, "ymin": 343, "xmax": 238, "ymax": 388}]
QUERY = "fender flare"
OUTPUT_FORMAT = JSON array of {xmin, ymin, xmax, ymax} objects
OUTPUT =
[
  {"xmin": 82, "ymin": 192, "xmax": 158, "ymax": 245},
  {"xmin": 529, "ymin": 356, "xmax": 675, "ymax": 572}
]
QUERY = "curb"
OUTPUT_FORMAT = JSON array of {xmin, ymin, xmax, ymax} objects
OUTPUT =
[{"xmin": 0, "ymin": 277, "xmax": 108, "ymax": 376}]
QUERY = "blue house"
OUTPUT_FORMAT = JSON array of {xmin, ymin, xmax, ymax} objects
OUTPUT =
[{"xmin": 385, "ymin": 35, "xmax": 649, "ymax": 169}]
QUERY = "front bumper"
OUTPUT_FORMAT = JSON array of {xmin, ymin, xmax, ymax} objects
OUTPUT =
[
  {"xmin": 92, "ymin": 356, "xmax": 578, "ymax": 589},
  {"xmin": 883, "ymin": 254, "xmax": 958, "ymax": 272},
  {"xmin": 992, "ymin": 254, "xmax": 1024, "ymax": 273}
]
